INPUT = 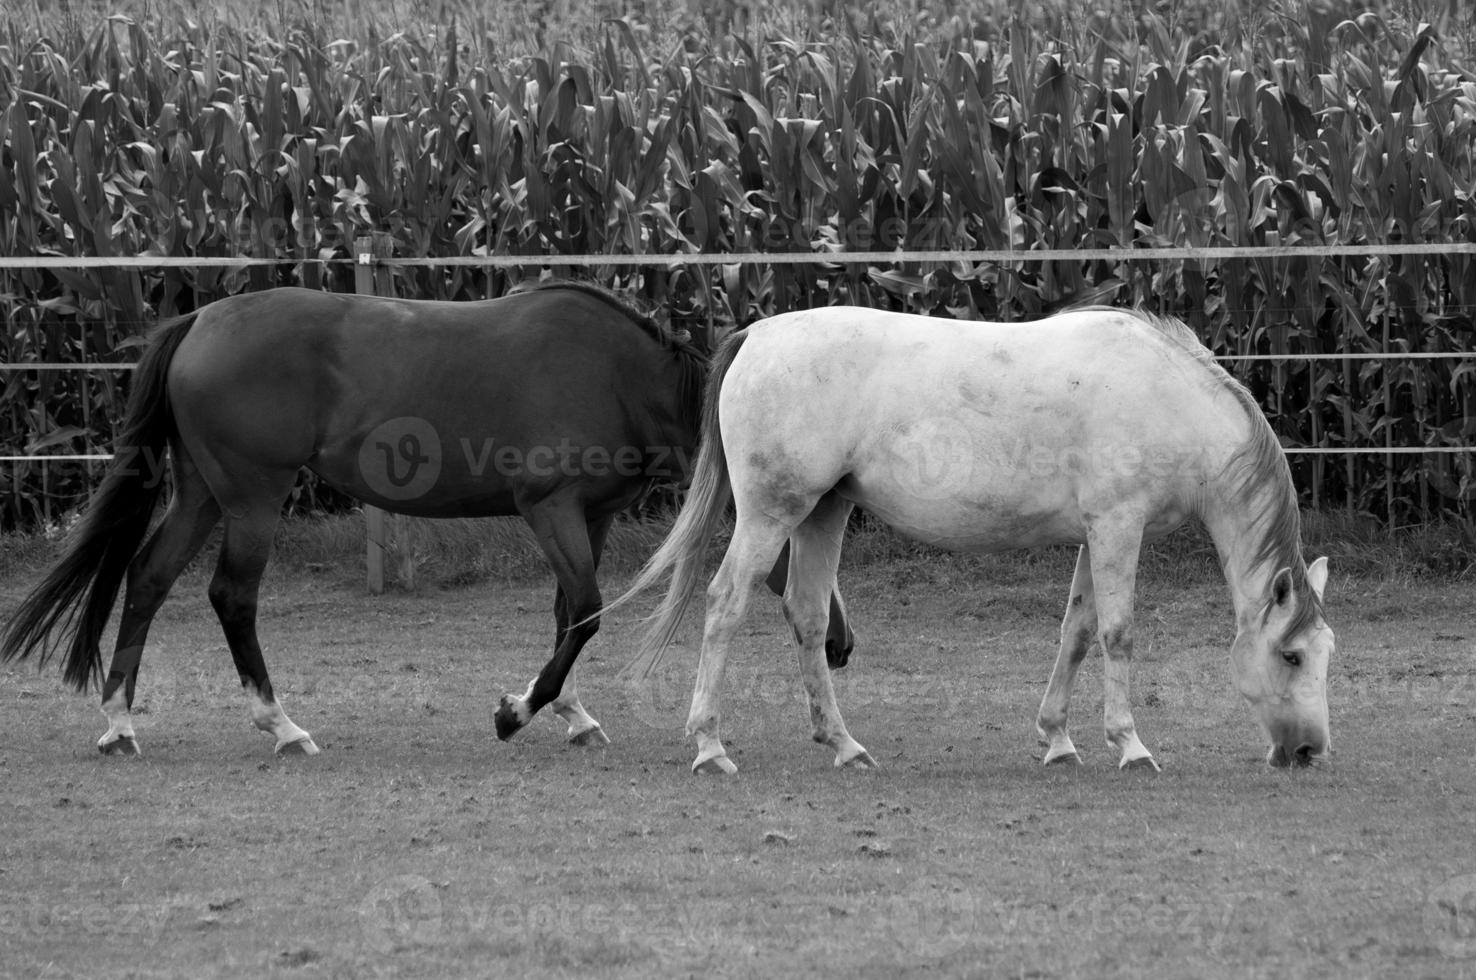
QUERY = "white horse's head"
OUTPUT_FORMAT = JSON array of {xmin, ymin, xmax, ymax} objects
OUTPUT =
[{"xmin": 1230, "ymin": 556, "xmax": 1333, "ymax": 766}]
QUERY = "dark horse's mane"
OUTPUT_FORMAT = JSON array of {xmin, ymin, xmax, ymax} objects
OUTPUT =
[
  {"xmin": 521, "ymin": 280, "xmax": 700, "ymax": 354},
  {"xmin": 520, "ymin": 279, "xmax": 708, "ymax": 430}
]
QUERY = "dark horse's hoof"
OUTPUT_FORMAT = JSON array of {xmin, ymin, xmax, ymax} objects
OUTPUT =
[{"xmin": 493, "ymin": 696, "xmax": 526, "ymax": 741}]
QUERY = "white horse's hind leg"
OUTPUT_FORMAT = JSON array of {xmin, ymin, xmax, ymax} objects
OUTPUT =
[
  {"xmin": 687, "ymin": 519, "xmax": 790, "ymax": 776},
  {"xmin": 245, "ymin": 680, "xmax": 319, "ymax": 756},
  {"xmin": 550, "ymin": 667, "xmax": 609, "ymax": 745},
  {"xmin": 1035, "ymin": 546, "xmax": 1097, "ymax": 765},
  {"xmin": 1087, "ymin": 522, "xmax": 1159, "ymax": 771},
  {"xmin": 786, "ymin": 494, "xmax": 873, "ymax": 770}
]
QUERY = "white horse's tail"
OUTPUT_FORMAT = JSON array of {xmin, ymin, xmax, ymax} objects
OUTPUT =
[{"xmin": 608, "ymin": 329, "xmax": 749, "ymax": 678}]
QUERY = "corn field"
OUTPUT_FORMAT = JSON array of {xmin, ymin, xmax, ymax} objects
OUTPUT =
[{"xmin": 1, "ymin": 0, "xmax": 1474, "ymax": 531}]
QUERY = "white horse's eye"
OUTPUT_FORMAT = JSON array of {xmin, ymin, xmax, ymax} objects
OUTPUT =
[{"xmin": 1282, "ymin": 650, "xmax": 1303, "ymax": 667}]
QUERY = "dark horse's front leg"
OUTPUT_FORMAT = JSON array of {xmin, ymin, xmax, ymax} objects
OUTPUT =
[{"xmin": 494, "ymin": 503, "xmax": 611, "ymax": 744}]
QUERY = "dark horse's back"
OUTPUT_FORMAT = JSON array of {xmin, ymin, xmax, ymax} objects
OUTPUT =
[{"xmin": 168, "ymin": 286, "xmax": 704, "ymax": 519}]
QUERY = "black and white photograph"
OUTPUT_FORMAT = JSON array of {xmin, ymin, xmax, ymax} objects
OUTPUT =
[{"xmin": 2, "ymin": 0, "xmax": 1474, "ymax": 976}]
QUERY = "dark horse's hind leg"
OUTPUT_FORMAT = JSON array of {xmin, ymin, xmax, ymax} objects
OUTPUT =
[
  {"xmin": 209, "ymin": 505, "xmax": 319, "ymax": 756},
  {"xmin": 98, "ymin": 453, "xmax": 221, "ymax": 756},
  {"xmin": 545, "ymin": 515, "xmax": 613, "ymax": 744},
  {"xmin": 494, "ymin": 501, "xmax": 610, "ymax": 744}
]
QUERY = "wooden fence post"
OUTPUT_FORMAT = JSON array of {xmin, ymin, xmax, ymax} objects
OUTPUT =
[{"xmin": 352, "ymin": 233, "xmax": 416, "ymax": 593}]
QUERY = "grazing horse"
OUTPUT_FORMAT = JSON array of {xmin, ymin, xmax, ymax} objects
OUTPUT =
[
  {"xmin": 0, "ymin": 282, "xmax": 853, "ymax": 757},
  {"xmin": 605, "ymin": 306, "xmax": 1334, "ymax": 775}
]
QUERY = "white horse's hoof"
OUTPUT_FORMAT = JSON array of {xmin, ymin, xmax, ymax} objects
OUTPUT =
[
  {"xmin": 1042, "ymin": 738, "xmax": 1082, "ymax": 765},
  {"xmin": 836, "ymin": 747, "xmax": 878, "ymax": 770},
  {"xmin": 569, "ymin": 725, "xmax": 610, "ymax": 747},
  {"xmin": 276, "ymin": 735, "xmax": 320, "ymax": 757},
  {"xmin": 1120, "ymin": 754, "xmax": 1160, "ymax": 772},
  {"xmin": 98, "ymin": 735, "xmax": 141, "ymax": 757},
  {"xmin": 693, "ymin": 753, "xmax": 737, "ymax": 775}
]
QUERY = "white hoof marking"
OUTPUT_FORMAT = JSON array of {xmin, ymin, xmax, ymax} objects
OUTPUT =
[
  {"xmin": 1042, "ymin": 736, "xmax": 1082, "ymax": 766},
  {"xmin": 693, "ymin": 753, "xmax": 737, "ymax": 775},
  {"xmin": 568, "ymin": 725, "xmax": 610, "ymax": 747},
  {"xmin": 275, "ymin": 735, "xmax": 320, "ymax": 757},
  {"xmin": 837, "ymin": 749, "xmax": 878, "ymax": 770}
]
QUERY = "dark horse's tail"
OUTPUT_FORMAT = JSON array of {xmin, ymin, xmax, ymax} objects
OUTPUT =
[
  {"xmin": 601, "ymin": 328, "xmax": 751, "ymax": 679},
  {"xmin": 1, "ymin": 313, "xmax": 197, "ymax": 690}
]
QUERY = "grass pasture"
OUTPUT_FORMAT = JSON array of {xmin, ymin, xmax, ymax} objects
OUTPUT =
[{"xmin": 2, "ymin": 520, "xmax": 1475, "ymax": 978}]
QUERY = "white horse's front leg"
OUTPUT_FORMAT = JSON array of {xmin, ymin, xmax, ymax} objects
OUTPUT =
[
  {"xmin": 1102, "ymin": 639, "xmax": 1157, "ymax": 771},
  {"xmin": 1088, "ymin": 525, "xmax": 1158, "ymax": 771}
]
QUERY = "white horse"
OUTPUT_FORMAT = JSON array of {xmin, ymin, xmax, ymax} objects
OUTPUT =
[{"xmin": 607, "ymin": 306, "xmax": 1334, "ymax": 775}]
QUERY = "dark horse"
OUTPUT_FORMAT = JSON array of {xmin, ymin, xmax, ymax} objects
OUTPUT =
[{"xmin": 0, "ymin": 282, "xmax": 852, "ymax": 756}]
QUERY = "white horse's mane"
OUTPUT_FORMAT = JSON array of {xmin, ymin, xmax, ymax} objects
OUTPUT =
[{"xmin": 1085, "ymin": 307, "xmax": 1320, "ymax": 626}]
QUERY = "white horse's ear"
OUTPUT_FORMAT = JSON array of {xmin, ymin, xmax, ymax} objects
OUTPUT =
[
  {"xmin": 1306, "ymin": 556, "xmax": 1329, "ymax": 600},
  {"xmin": 1271, "ymin": 566, "xmax": 1294, "ymax": 608}
]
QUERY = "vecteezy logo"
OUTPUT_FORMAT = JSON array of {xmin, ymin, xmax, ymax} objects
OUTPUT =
[
  {"xmin": 623, "ymin": 662, "xmax": 691, "ymax": 732},
  {"xmin": 887, "ymin": 415, "xmax": 975, "ymax": 501},
  {"xmin": 883, "ymin": 887, "xmax": 985, "ymax": 961},
  {"xmin": 359, "ymin": 417, "xmax": 442, "ymax": 501},
  {"xmin": 359, "ymin": 874, "xmax": 443, "ymax": 953}
]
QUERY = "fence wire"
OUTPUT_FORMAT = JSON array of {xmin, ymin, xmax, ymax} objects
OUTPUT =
[{"xmin": 3, "ymin": 247, "xmax": 1473, "ymax": 472}]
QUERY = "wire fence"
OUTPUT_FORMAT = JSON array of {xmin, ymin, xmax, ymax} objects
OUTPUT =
[
  {"xmin": 3, "ymin": 245, "xmax": 1474, "ymax": 523},
  {"xmin": 2, "ymin": 241, "xmax": 1473, "ymax": 269}
]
